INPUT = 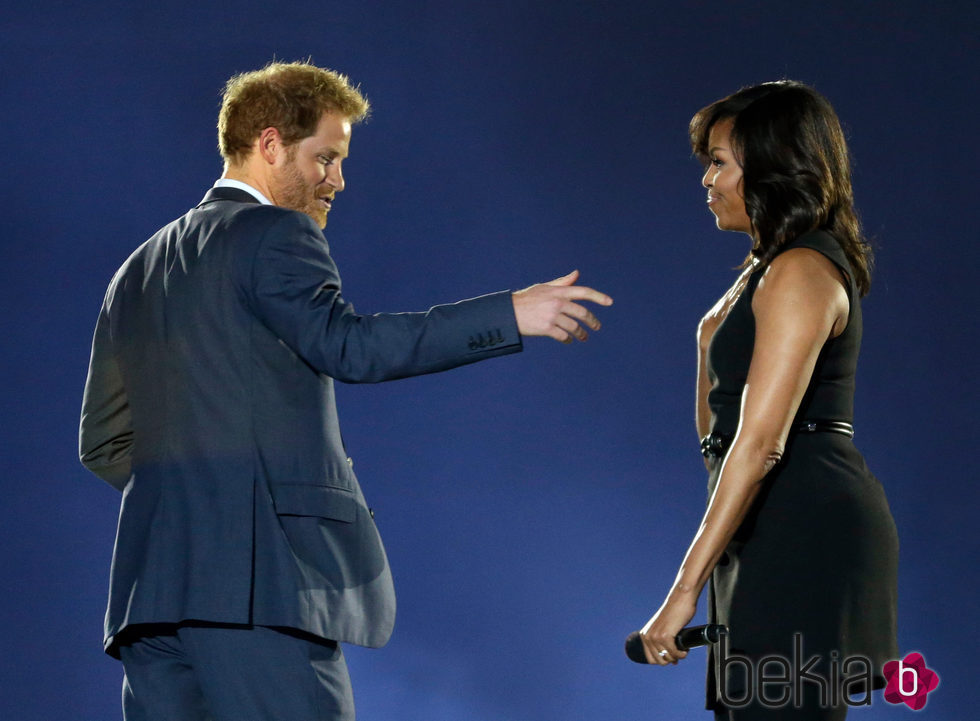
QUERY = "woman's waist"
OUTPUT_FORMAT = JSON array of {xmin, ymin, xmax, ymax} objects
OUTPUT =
[
  {"xmin": 701, "ymin": 419, "xmax": 856, "ymax": 461},
  {"xmin": 704, "ymin": 429, "xmax": 878, "ymax": 505},
  {"xmin": 708, "ymin": 384, "xmax": 855, "ymax": 437}
]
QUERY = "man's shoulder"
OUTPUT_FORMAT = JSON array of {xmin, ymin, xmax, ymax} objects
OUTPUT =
[
  {"xmin": 148, "ymin": 195, "xmax": 313, "ymax": 248},
  {"xmin": 108, "ymin": 198, "xmax": 322, "ymax": 290},
  {"xmin": 110, "ymin": 201, "xmax": 279, "ymax": 272},
  {"xmin": 192, "ymin": 197, "xmax": 320, "ymax": 238}
]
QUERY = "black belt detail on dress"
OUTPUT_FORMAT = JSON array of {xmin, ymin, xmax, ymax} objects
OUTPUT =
[{"xmin": 700, "ymin": 420, "xmax": 854, "ymax": 459}]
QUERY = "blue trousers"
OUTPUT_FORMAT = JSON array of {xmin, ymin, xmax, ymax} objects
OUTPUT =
[{"xmin": 117, "ymin": 623, "xmax": 354, "ymax": 720}]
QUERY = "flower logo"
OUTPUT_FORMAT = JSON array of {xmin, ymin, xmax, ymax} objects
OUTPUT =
[{"xmin": 883, "ymin": 652, "xmax": 939, "ymax": 710}]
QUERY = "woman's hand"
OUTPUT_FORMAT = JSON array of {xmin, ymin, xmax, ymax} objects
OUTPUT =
[{"xmin": 639, "ymin": 590, "xmax": 698, "ymax": 666}]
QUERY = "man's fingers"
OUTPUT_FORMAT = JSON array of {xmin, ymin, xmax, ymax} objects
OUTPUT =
[
  {"xmin": 554, "ymin": 313, "xmax": 588, "ymax": 342},
  {"xmin": 555, "ymin": 285, "xmax": 613, "ymax": 306},
  {"xmin": 546, "ymin": 270, "xmax": 580, "ymax": 287},
  {"xmin": 541, "ymin": 300, "xmax": 601, "ymax": 342},
  {"xmin": 537, "ymin": 273, "xmax": 612, "ymax": 307},
  {"xmin": 559, "ymin": 302, "xmax": 600, "ymax": 330},
  {"xmin": 510, "ymin": 275, "xmax": 611, "ymax": 342},
  {"xmin": 548, "ymin": 326, "xmax": 574, "ymax": 344}
]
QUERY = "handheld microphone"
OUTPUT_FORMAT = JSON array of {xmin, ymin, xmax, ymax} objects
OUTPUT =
[{"xmin": 624, "ymin": 624, "xmax": 727, "ymax": 663}]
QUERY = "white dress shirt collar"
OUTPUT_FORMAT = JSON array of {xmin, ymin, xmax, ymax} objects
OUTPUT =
[{"xmin": 213, "ymin": 178, "xmax": 273, "ymax": 206}]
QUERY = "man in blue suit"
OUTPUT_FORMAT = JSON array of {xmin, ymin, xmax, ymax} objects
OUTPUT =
[{"xmin": 79, "ymin": 61, "xmax": 611, "ymax": 720}]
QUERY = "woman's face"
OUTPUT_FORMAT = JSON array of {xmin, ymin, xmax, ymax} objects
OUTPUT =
[{"xmin": 702, "ymin": 118, "xmax": 752, "ymax": 235}]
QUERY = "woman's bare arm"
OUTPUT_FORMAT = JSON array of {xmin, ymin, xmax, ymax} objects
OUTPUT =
[
  {"xmin": 640, "ymin": 248, "xmax": 849, "ymax": 664},
  {"xmin": 695, "ymin": 265, "xmax": 758, "ymax": 460}
]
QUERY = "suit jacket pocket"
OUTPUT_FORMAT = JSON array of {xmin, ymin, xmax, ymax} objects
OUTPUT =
[{"xmin": 270, "ymin": 483, "xmax": 356, "ymax": 523}]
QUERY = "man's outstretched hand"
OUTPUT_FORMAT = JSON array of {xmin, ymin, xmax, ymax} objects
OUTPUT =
[{"xmin": 512, "ymin": 270, "xmax": 613, "ymax": 343}]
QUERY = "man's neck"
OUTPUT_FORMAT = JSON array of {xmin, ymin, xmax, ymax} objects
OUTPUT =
[{"xmin": 222, "ymin": 165, "xmax": 275, "ymax": 204}]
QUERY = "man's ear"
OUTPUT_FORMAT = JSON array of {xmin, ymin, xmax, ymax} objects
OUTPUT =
[{"xmin": 256, "ymin": 126, "xmax": 284, "ymax": 165}]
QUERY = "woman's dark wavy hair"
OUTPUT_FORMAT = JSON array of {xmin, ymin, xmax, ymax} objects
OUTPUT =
[{"xmin": 690, "ymin": 81, "xmax": 872, "ymax": 295}]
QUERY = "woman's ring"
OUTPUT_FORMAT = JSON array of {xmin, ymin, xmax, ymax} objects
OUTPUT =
[{"xmin": 658, "ymin": 649, "xmax": 668, "ymax": 658}]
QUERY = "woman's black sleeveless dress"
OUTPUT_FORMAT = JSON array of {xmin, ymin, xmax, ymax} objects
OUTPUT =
[{"xmin": 704, "ymin": 231, "xmax": 898, "ymax": 716}]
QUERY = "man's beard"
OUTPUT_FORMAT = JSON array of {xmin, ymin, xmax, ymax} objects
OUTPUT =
[{"xmin": 274, "ymin": 155, "xmax": 327, "ymax": 229}]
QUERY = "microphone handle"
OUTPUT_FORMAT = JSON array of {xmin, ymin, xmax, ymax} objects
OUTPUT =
[
  {"xmin": 675, "ymin": 623, "xmax": 725, "ymax": 651},
  {"xmin": 625, "ymin": 624, "xmax": 727, "ymax": 663}
]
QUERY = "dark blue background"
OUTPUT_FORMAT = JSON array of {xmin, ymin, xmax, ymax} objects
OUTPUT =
[{"xmin": 2, "ymin": 1, "xmax": 974, "ymax": 719}]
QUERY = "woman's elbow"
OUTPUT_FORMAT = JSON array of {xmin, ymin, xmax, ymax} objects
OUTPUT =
[
  {"xmin": 728, "ymin": 436, "xmax": 785, "ymax": 479},
  {"xmin": 761, "ymin": 449, "xmax": 783, "ymax": 475}
]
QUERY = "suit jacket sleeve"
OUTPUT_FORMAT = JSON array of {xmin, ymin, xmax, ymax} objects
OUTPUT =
[
  {"xmin": 79, "ymin": 297, "xmax": 133, "ymax": 491},
  {"xmin": 246, "ymin": 211, "xmax": 522, "ymax": 382}
]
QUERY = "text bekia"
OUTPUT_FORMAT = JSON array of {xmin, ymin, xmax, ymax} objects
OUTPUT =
[{"xmin": 718, "ymin": 632, "xmax": 872, "ymax": 709}]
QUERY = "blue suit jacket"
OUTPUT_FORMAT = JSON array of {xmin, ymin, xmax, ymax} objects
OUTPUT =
[{"xmin": 79, "ymin": 187, "xmax": 522, "ymax": 656}]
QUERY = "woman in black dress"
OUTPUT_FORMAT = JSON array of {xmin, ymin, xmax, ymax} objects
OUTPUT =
[{"xmin": 637, "ymin": 82, "xmax": 898, "ymax": 720}]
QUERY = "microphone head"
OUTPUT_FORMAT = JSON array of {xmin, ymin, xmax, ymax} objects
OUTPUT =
[{"xmin": 624, "ymin": 631, "xmax": 649, "ymax": 664}]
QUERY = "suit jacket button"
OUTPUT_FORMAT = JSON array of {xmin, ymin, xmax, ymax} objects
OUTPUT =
[
  {"xmin": 347, "ymin": 457, "xmax": 353, "ymax": 467},
  {"xmin": 369, "ymin": 507, "xmax": 375, "ymax": 519}
]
